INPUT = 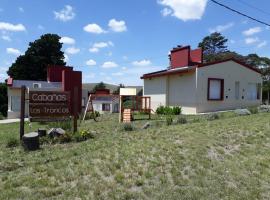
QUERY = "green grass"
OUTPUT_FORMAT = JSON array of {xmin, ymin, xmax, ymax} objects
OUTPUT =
[{"xmin": 1, "ymin": 113, "xmax": 270, "ymax": 199}]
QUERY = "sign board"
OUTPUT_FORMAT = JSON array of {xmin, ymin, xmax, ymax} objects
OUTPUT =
[
  {"xmin": 29, "ymin": 91, "xmax": 71, "ymax": 121},
  {"xmin": 120, "ymin": 88, "xmax": 137, "ymax": 96}
]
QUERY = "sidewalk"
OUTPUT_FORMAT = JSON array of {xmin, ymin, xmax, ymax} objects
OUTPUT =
[{"xmin": 0, "ymin": 118, "xmax": 29, "ymax": 124}]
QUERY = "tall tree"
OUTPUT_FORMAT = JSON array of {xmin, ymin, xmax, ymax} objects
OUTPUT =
[
  {"xmin": 113, "ymin": 84, "xmax": 125, "ymax": 94},
  {"xmin": 198, "ymin": 32, "xmax": 229, "ymax": 62},
  {"xmin": 7, "ymin": 34, "xmax": 66, "ymax": 80},
  {"xmin": 92, "ymin": 82, "xmax": 106, "ymax": 93}
]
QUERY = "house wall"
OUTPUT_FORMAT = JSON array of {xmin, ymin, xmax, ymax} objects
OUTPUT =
[
  {"xmin": 167, "ymin": 72, "xmax": 197, "ymax": 114},
  {"xmin": 196, "ymin": 61, "xmax": 262, "ymax": 113},
  {"xmin": 143, "ymin": 76, "xmax": 167, "ymax": 111}
]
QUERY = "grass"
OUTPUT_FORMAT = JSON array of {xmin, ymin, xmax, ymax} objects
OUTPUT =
[{"xmin": 1, "ymin": 113, "xmax": 270, "ymax": 199}]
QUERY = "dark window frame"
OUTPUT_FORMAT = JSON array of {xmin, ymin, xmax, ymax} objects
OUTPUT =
[{"xmin": 207, "ymin": 78, "xmax": 224, "ymax": 101}]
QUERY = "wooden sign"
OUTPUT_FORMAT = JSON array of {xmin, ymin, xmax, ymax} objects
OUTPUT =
[{"xmin": 29, "ymin": 91, "xmax": 71, "ymax": 120}]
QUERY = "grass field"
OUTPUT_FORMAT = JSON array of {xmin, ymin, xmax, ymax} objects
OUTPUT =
[{"xmin": 1, "ymin": 113, "xmax": 270, "ymax": 199}]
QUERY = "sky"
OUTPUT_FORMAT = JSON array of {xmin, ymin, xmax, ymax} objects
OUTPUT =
[{"xmin": 0, "ymin": 0, "xmax": 269, "ymax": 85}]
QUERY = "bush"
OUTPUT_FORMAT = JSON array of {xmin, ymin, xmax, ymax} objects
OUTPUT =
[
  {"xmin": 73, "ymin": 129, "xmax": 96, "ymax": 142},
  {"xmin": 84, "ymin": 111, "xmax": 100, "ymax": 120},
  {"xmin": 176, "ymin": 116, "xmax": 187, "ymax": 124},
  {"xmin": 6, "ymin": 137, "xmax": 19, "ymax": 148},
  {"xmin": 206, "ymin": 113, "xmax": 219, "ymax": 121},
  {"xmin": 248, "ymin": 106, "xmax": 258, "ymax": 114},
  {"xmin": 122, "ymin": 123, "xmax": 134, "ymax": 131},
  {"xmin": 156, "ymin": 106, "xmax": 182, "ymax": 115},
  {"xmin": 0, "ymin": 113, "xmax": 4, "ymax": 120},
  {"xmin": 58, "ymin": 132, "xmax": 72, "ymax": 143},
  {"xmin": 166, "ymin": 116, "xmax": 173, "ymax": 126}
]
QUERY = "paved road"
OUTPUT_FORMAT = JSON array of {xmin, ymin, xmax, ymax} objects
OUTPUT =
[{"xmin": 0, "ymin": 118, "xmax": 29, "ymax": 124}]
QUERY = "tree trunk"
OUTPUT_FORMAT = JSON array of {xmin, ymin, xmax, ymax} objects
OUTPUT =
[{"xmin": 22, "ymin": 132, "xmax": 39, "ymax": 151}]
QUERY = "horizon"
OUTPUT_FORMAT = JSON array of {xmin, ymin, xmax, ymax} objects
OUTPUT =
[{"xmin": 0, "ymin": 0, "xmax": 269, "ymax": 85}]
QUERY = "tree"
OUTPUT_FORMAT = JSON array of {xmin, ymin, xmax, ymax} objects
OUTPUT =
[
  {"xmin": 198, "ymin": 32, "xmax": 228, "ymax": 62},
  {"xmin": 92, "ymin": 82, "xmax": 106, "ymax": 93},
  {"xmin": 7, "ymin": 34, "xmax": 66, "ymax": 81},
  {"xmin": 0, "ymin": 83, "xmax": 8, "ymax": 117},
  {"xmin": 113, "ymin": 84, "xmax": 125, "ymax": 94}
]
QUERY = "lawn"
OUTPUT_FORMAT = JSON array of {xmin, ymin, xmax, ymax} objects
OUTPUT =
[{"xmin": 1, "ymin": 113, "xmax": 270, "ymax": 199}]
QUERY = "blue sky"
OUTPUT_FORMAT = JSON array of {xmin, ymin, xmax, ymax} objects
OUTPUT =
[{"xmin": 0, "ymin": 0, "xmax": 269, "ymax": 85}]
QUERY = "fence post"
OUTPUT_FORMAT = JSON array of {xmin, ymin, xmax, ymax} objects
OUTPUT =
[
  {"xmin": 73, "ymin": 87, "xmax": 78, "ymax": 133},
  {"xmin": 20, "ymin": 85, "xmax": 26, "ymax": 140}
]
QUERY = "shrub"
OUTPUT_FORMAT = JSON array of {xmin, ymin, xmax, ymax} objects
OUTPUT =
[
  {"xmin": 172, "ymin": 106, "xmax": 182, "ymax": 115},
  {"xmin": 156, "ymin": 106, "xmax": 182, "ymax": 115},
  {"xmin": 58, "ymin": 132, "xmax": 72, "ymax": 143},
  {"xmin": 84, "ymin": 111, "xmax": 100, "ymax": 120},
  {"xmin": 176, "ymin": 116, "xmax": 187, "ymax": 124},
  {"xmin": 73, "ymin": 129, "xmax": 96, "ymax": 142},
  {"xmin": 166, "ymin": 116, "xmax": 173, "ymax": 126},
  {"xmin": 206, "ymin": 113, "xmax": 219, "ymax": 121},
  {"xmin": 156, "ymin": 105, "xmax": 165, "ymax": 115},
  {"xmin": 122, "ymin": 123, "xmax": 134, "ymax": 131},
  {"xmin": 6, "ymin": 137, "xmax": 19, "ymax": 148},
  {"xmin": 248, "ymin": 106, "xmax": 258, "ymax": 114}
]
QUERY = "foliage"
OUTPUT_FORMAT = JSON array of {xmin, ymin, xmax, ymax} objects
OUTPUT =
[
  {"xmin": 121, "ymin": 123, "xmax": 134, "ymax": 131},
  {"xmin": 58, "ymin": 132, "xmax": 73, "ymax": 143},
  {"xmin": 248, "ymin": 106, "xmax": 258, "ymax": 114},
  {"xmin": 166, "ymin": 115, "xmax": 173, "ymax": 126},
  {"xmin": 156, "ymin": 105, "xmax": 181, "ymax": 115},
  {"xmin": 48, "ymin": 119, "xmax": 72, "ymax": 131},
  {"xmin": 84, "ymin": 111, "xmax": 100, "ymax": 120},
  {"xmin": 7, "ymin": 34, "xmax": 66, "ymax": 81},
  {"xmin": 6, "ymin": 137, "xmax": 19, "ymax": 148},
  {"xmin": 176, "ymin": 116, "xmax": 188, "ymax": 124},
  {"xmin": 113, "ymin": 83, "xmax": 125, "ymax": 94},
  {"xmin": 0, "ymin": 113, "xmax": 4, "ymax": 120},
  {"xmin": 92, "ymin": 82, "xmax": 106, "ymax": 93},
  {"xmin": 0, "ymin": 83, "xmax": 7, "ymax": 117},
  {"xmin": 73, "ymin": 129, "xmax": 96, "ymax": 142},
  {"xmin": 206, "ymin": 113, "xmax": 220, "ymax": 121}
]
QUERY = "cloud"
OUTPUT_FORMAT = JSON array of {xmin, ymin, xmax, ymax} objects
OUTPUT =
[
  {"xmin": 64, "ymin": 54, "xmax": 69, "ymax": 62},
  {"xmin": 209, "ymin": 22, "xmax": 234, "ymax": 33},
  {"xmin": 0, "ymin": 22, "xmax": 26, "ymax": 31},
  {"xmin": 245, "ymin": 37, "xmax": 259, "ymax": 45},
  {"xmin": 6, "ymin": 47, "xmax": 21, "ymax": 55},
  {"xmin": 65, "ymin": 47, "xmax": 80, "ymax": 54},
  {"xmin": 86, "ymin": 59, "xmax": 97, "ymax": 66},
  {"xmin": 54, "ymin": 5, "xmax": 75, "ymax": 22},
  {"xmin": 132, "ymin": 59, "xmax": 152, "ymax": 67},
  {"xmin": 60, "ymin": 36, "xmax": 75, "ymax": 45},
  {"xmin": 18, "ymin": 7, "xmax": 24, "ymax": 12},
  {"xmin": 102, "ymin": 61, "xmax": 118, "ymax": 68},
  {"xmin": 257, "ymin": 41, "xmax": 267, "ymax": 48},
  {"xmin": 108, "ymin": 19, "xmax": 127, "ymax": 32},
  {"xmin": 89, "ymin": 41, "xmax": 113, "ymax": 53},
  {"xmin": 158, "ymin": 0, "xmax": 207, "ymax": 21},
  {"xmin": 112, "ymin": 72, "xmax": 124, "ymax": 76},
  {"xmin": 243, "ymin": 27, "xmax": 262, "ymax": 36},
  {"xmin": 1, "ymin": 35, "xmax": 11, "ymax": 41},
  {"xmin": 83, "ymin": 23, "xmax": 105, "ymax": 34}
]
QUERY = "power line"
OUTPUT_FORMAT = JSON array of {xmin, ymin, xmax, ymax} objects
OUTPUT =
[
  {"xmin": 236, "ymin": 0, "xmax": 270, "ymax": 17},
  {"xmin": 210, "ymin": 0, "xmax": 270, "ymax": 27}
]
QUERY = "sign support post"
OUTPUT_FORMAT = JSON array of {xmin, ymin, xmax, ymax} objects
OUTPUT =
[
  {"xmin": 20, "ymin": 85, "xmax": 26, "ymax": 140},
  {"xmin": 73, "ymin": 87, "xmax": 78, "ymax": 133}
]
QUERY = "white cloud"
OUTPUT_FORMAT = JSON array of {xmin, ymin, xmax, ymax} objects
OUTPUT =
[
  {"xmin": 158, "ymin": 0, "xmax": 207, "ymax": 21},
  {"xmin": 161, "ymin": 8, "xmax": 173, "ymax": 16},
  {"xmin": 6, "ymin": 47, "xmax": 21, "ymax": 55},
  {"xmin": 89, "ymin": 41, "xmax": 113, "ymax": 53},
  {"xmin": 54, "ymin": 5, "xmax": 75, "ymax": 22},
  {"xmin": 64, "ymin": 54, "xmax": 69, "ymax": 62},
  {"xmin": 102, "ymin": 61, "xmax": 118, "ymax": 68},
  {"xmin": 209, "ymin": 22, "xmax": 234, "ymax": 33},
  {"xmin": 108, "ymin": 19, "xmax": 127, "ymax": 32},
  {"xmin": 83, "ymin": 23, "xmax": 105, "ymax": 34},
  {"xmin": 112, "ymin": 72, "xmax": 124, "ymax": 76},
  {"xmin": 0, "ymin": 73, "xmax": 7, "ymax": 82},
  {"xmin": 65, "ymin": 47, "xmax": 80, "ymax": 54},
  {"xmin": 1, "ymin": 35, "xmax": 11, "ymax": 41},
  {"xmin": 257, "ymin": 41, "xmax": 267, "ymax": 48},
  {"xmin": 86, "ymin": 59, "xmax": 97, "ymax": 66},
  {"xmin": 132, "ymin": 59, "xmax": 152, "ymax": 67},
  {"xmin": 0, "ymin": 67, "xmax": 7, "ymax": 73},
  {"xmin": 18, "ymin": 7, "xmax": 24, "ymax": 12},
  {"xmin": 60, "ymin": 36, "xmax": 75, "ymax": 45},
  {"xmin": 243, "ymin": 27, "xmax": 262, "ymax": 36},
  {"xmin": 0, "ymin": 22, "xmax": 26, "ymax": 31},
  {"xmin": 245, "ymin": 37, "xmax": 259, "ymax": 45}
]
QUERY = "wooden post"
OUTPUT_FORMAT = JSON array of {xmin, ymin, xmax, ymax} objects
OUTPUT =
[
  {"xmin": 73, "ymin": 87, "xmax": 78, "ymax": 133},
  {"xmin": 20, "ymin": 85, "xmax": 26, "ymax": 140},
  {"xmin": 119, "ymin": 95, "xmax": 122, "ymax": 123}
]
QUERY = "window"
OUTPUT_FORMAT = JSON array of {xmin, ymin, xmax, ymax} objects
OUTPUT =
[
  {"xmin": 33, "ymin": 83, "xmax": 41, "ymax": 89},
  {"xmin": 247, "ymin": 83, "xmax": 257, "ymax": 100},
  {"xmin": 207, "ymin": 78, "xmax": 224, "ymax": 101},
  {"xmin": 102, "ymin": 103, "xmax": 110, "ymax": 111},
  {"xmin": 235, "ymin": 81, "xmax": 240, "ymax": 100},
  {"xmin": 11, "ymin": 96, "xmax": 21, "ymax": 112}
]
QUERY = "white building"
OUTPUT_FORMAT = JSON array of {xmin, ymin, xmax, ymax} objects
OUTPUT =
[{"xmin": 141, "ymin": 46, "xmax": 262, "ymax": 114}]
